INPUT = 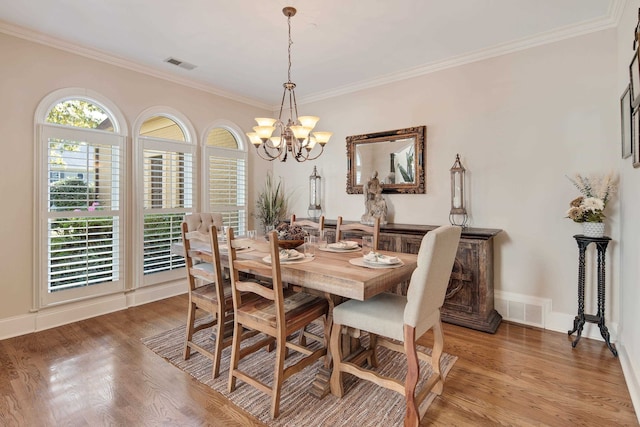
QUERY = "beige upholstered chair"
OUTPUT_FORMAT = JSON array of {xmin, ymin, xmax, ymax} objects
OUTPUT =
[
  {"xmin": 329, "ymin": 225, "xmax": 462, "ymax": 427},
  {"xmin": 335, "ymin": 216, "xmax": 380, "ymax": 250},
  {"xmin": 181, "ymin": 222, "xmax": 258, "ymax": 379},
  {"xmin": 227, "ymin": 228, "xmax": 329, "ymax": 418},
  {"xmin": 290, "ymin": 214, "xmax": 325, "ymax": 232},
  {"xmin": 184, "ymin": 212, "xmax": 224, "ymax": 235}
]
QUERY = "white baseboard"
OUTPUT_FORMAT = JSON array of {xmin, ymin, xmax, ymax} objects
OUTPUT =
[
  {"xmin": 126, "ymin": 279, "xmax": 186, "ymax": 307},
  {"xmin": 0, "ymin": 281, "xmax": 186, "ymax": 341},
  {"xmin": 495, "ymin": 290, "xmax": 550, "ymax": 328},
  {"xmin": 618, "ymin": 344, "xmax": 640, "ymax": 424},
  {"xmin": 495, "ymin": 290, "xmax": 619, "ymax": 342}
]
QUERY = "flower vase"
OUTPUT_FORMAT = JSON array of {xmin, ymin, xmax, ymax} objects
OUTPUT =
[{"xmin": 583, "ymin": 222, "xmax": 604, "ymax": 238}]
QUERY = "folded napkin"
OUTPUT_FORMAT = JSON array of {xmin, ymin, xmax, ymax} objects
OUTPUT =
[
  {"xmin": 279, "ymin": 249, "xmax": 302, "ymax": 260},
  {"xmin": 363, "ymin": 252, "xmax": 400, "ymax": 264},
  {"xmin": 329, "ymin": 240, "xmax": 359, "ymax": 249}
]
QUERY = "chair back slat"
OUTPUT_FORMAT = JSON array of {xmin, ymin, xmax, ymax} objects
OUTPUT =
[
  {"xmin": 227, "ymin": 228, "xmax": 286, "ymax": 322},
  {"xmin": 291, "ymin": 214, "xmax": 325, "ymax": 232},
  {"xmin": 336, "ymin": 216, "xmax": 380, "ymax": 250},
  {"xmin": 404, "ymin": 225, "xmax": 461, "ymax": 335}
]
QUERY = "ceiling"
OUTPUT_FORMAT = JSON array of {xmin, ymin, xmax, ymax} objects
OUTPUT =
[{"xmin": 0, "ymin": 0, "xmax": 622, "ymax": 109}]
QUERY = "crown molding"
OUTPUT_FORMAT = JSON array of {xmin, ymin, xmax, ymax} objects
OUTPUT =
[
  {"xmin": 297, "ymin": 1, "xmax": 625, "ymax": 105},
  {"xmin": 0, "ymin": 1, "xmax": 625, "ymax": 110},
  {"xmin": 0, "ymin": 20, "xmax": 272, "ymax": 110}
]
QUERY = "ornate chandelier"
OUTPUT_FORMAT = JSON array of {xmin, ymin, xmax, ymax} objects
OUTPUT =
[{"xmin": 246, "ymin": 6, "xmax": 332, "ymax": 162}]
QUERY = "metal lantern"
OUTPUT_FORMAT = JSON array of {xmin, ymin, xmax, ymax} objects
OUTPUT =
[
  {"xmin": 449, "ymin": 154, "xmax": 468, "ymax": 227},
  {"xmin": 308, "ymin": 166, "xmax": 322, "ymax": 219}
]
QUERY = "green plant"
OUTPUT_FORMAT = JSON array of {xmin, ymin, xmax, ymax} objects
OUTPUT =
[
  {"xmin": 50, "ymin": 178, "xmax": 95, "ymax": 209},
  {"xmin": 565, "ymin": 173, "xmax": 616, "ymax": 223},
  {"xmin": 255, "ymin": 173, "xmax": 288, "ymax": 231},
  {"xmin": 397, "ymin": 149, "xmax": 414, "ymax": 183}
]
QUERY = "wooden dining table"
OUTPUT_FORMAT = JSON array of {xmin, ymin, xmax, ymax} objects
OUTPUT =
[{"xmin": 172, "ymin": 236, "xmax": 418, "ymax": 397}]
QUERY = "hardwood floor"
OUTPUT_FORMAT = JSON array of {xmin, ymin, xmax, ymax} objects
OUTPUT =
[{"xmin": 0, "ymin": 294, "xmax": 636, "ymax": 426}]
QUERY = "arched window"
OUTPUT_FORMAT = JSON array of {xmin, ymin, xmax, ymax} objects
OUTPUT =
[
  {"xmin": 134, "ymin": 109, "xmax": 196, "ymax": 287},
  {"xmin": 35, "ymin": 89, "xmax": 126, "ymax": 308},
  {"xmin": 203, "ymin": 122, "xmax": 247, "ymax": 236}
]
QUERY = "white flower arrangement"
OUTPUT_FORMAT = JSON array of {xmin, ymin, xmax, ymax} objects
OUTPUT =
[{"xmin": 565, "ymin": 173, "xmax": 616, "ymax": 223}]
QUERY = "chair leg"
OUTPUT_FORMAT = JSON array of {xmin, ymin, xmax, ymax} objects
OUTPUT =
[
  {"xmin": 431, "ymin": 318, "xmax": 444, "ymax": 395},
  {"xmin": 329, "ymin": 322, "xmax": 344, "ymax": 397},
  {"xmin": 212, "ymin": 311, "xmax": 225, "ymax": 379},
  {"xmin": 271, "ymin": 334, "xmax": 287, "ymax": 418},
  {"xmin": 297, "ymin": 326, "xmax": 307, "ymax": 346},
  {"xmin": 228, "ymin": 320, "xmax": 242, "ymax": 393},
  {"xmin": 403, "ymin": 325, "xmax": 420, "ymax": 427},
  {"xmin": 184, "ymin": 301, "xmax": 196, "ymax": 360}
]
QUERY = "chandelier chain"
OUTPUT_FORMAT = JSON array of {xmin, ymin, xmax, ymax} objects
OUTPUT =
[{"xmin": 287, "ymin": 14, "xmax": 292, "ymax": 83}]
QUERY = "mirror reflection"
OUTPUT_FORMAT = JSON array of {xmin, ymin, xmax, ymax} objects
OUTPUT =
[{"xmin": 346, "ymin": 126, "xmax": 426, "ymax": 194}]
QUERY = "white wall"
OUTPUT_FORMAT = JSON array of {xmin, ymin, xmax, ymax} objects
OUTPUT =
[{"xmin": 616, "ymin": 0, "xmax": 640, "ymax": 416}]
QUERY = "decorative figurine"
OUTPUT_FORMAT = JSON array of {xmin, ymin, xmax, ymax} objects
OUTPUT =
[{"xmin": 361, "ymin": 170, "xmax": 388, "ymax": 225}]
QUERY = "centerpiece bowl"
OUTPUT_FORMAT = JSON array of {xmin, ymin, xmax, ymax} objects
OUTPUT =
[
  {"xmin": 266, "ymin": 223, "xmax": 308, "ymax": 250},
  {"xmin": 277, "ymin": 239, "xmax": 304, "ymax": 250}
]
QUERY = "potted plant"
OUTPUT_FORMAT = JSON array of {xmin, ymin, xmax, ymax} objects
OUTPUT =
[
  {"xmin": 255, "ymin": 172, "xmax": 289, "ymax": 233},
  {"xmin": 565, "ymin": 173, "xmax": 616, "ymax": 237}
]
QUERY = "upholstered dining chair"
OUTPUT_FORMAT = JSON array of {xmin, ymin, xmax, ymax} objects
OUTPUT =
[
  {"xmin": 290, "ymin": 214, "xmax": 325, "ymax": 232},
  {"xmin": 335, "ymin": 216, "xmax": 380, "ymax": 250},
  {"xmin": 184, "ymin": 212, "xmax": 224, "ymax": 235},
  {"xmin": 226, "ymin": 228, "xmax": 329, "ymax": 418},
  {"xmin": 329, "ymin": 225, "xmax": 462, "ymax": 427},
  {"xmin": 181, "ymin": 222, "xmax": 257, "ymax": 379}
]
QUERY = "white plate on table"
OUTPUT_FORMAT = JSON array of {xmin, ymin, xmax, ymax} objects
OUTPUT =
[
  {"xmin": 262, "ymin": 249, "xmax": 306, "ymax": 264},
  {"xmin": 219, "ymin": 245, "xmax": 253, "ymax": 254},
  {"xmin": 349, "ymin": 256, "xmax": 404, "ymax": 269},
  {"xmin": 324, "ymin": 241, "xmax": 360, "ymax": 251},
  {"xmin": 318, "ymin": 246, "xmax": 361, "ymax": 253}
]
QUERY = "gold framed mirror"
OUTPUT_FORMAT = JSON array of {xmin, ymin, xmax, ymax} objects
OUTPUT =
[{"xmin": 346, "ymin": 126, "xmax": 426, "ymax": 194}]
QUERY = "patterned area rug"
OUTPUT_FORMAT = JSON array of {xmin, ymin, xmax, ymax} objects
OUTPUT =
[{"xmin": 142, "ymin": 321, "xmax": 457, "ymax": 426}]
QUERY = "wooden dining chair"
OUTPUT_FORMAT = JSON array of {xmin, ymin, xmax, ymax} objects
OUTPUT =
[
  {"xmin": 329, "ymin": 225, "xmax": 462, "ymax": 427},
  {"xmin": 226, "ymin": 228, "xmax": 329, "ymax": 418},
  {"xmin": 181, "ymin": 222, "xmax": 254, "ymax": 379},
  {"xmin": 335, "ymin": 216, "xmax": 380, "ymax": 250},
  {"xmin": 290, "ymin": 214, "xmax": 325, "ymax": 232}
]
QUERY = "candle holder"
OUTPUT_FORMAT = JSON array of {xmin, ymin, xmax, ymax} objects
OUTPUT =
[
  {"xmin": 308, "ymin": 166, "xmax": 322, "ymax": 219},
  {"xmin": 449, "ymin": 154, "xmax": 468, "ymax": 227}
]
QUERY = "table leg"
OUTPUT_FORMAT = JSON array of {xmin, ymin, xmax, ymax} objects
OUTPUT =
[{"xmin": 308, "ymin": 293, "xmax": 336, "ymax": 398}]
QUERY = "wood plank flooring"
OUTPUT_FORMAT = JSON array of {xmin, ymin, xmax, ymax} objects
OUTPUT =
[{"xmin": 0, "ymin": 295, "xmax": 636, "ymax": 426}]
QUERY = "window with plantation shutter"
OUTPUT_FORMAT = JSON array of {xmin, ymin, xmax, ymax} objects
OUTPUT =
[
  {"xmin": 36, "ymin": 93, "xmax": 126, "ymax": 308},
  {"xmin": 204, "ymin": 127, "xmax": 247, "ymax": 236},
  {"xmin": 137, "ymin": 114, "xmax": 195, "ymax": 286}
]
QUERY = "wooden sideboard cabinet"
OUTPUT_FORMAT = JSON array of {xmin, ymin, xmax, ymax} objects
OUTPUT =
[{"xmin": 320, "ymin": 220, "xmax": 503, "ymax": 333}]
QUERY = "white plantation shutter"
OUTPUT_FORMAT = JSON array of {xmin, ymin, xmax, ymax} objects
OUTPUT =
[
  {"xmin": 40, "ymin": 124, "xmax": 125, "ymax": 306},
  {"xmin": 206, "ymin": 146, "xmax": 247, "ymax": 236},
  {"xmin": 141, "ymin": 145, "xmax": 194, "ymax": 279},
  {"xmin": 137, "ymin": 114, "xmax": 196, "ymax": 287}
]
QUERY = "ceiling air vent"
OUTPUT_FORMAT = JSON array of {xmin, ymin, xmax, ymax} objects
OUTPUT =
[{"xmin": 164, "ymin": 57, "xmax": 197, "ymax": 71}]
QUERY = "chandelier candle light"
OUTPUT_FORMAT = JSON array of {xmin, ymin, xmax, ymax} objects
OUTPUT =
[{"xmin": 247, "ymin": 6, "xmax": 332, "ymax": 162}]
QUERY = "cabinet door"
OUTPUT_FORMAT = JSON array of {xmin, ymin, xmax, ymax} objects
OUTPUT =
[
  {"xmin": 442, "ymin": 239, "xmax": 477, "ymax": 314},
  {"xmin": 378, "ymin": 233, "xmax": 398, "ymax": 252}
]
